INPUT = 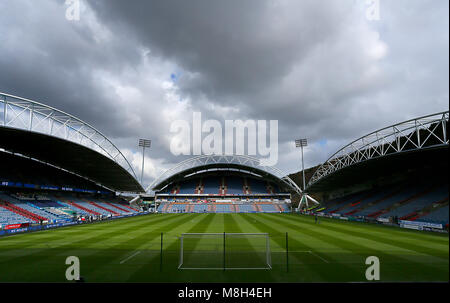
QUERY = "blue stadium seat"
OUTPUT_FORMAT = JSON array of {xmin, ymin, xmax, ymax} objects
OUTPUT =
[{"xmin": 226, "ymin": 176, "xmax": 243, "ymax": 195}]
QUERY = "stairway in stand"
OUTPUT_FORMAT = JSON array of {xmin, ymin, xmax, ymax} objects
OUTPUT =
[
  {"xmin": 89, "ymin": 201, "xmax": 119, "ymax": 215},
  {"xmin": 68, "ymin": 201, "xmax": 100, "ymax": 215}
]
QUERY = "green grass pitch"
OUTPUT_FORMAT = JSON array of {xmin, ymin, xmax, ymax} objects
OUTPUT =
[{"xmin": 0, "ymin": 213, "xmax": 448, "ymax": 282}]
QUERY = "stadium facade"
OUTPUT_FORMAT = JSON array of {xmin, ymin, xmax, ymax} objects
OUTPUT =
[{"xmin": 148, "ymin": 155, "xmax": 300, "ymax": 213}]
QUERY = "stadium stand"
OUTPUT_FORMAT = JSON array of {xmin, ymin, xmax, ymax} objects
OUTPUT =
[
  {"xmin": 313, "ymin": 181, "xmax": 449, "ymax": 226},
  {"xmin": 215, "ymin": 204, "xmax": 231, "ymax": 213},
  {"xmin": 378, "ymin": 185, "xmax": 448, "ymax": 219},
  {"xmin": 155, "ymin": 173, "xmax": 292, "ymax": 213},
  {"xmin": 155, "ymin": 201, "xmax": 290, "ymax": 214},
  {"xmin": 193, "ymin": 204, "xmax": 208, "ymax": 213},
  {"xmin": 248, "ymin": 178, "xmax": 267, "ymax": 194},
  {"xmin": 179, "ymin": 179, "xmax": 197, "ymax": 195},
  {"xmin": 0, "ymin": 150, "xmax": 142, "ymax": 230},
  {"xmin": 304, "ymin": 111, "xmax": 449, "ymax": 231},
  {"xmin": 0, "ymin": 151, "xmax": 106, "ymax": 193},
  {"xmin": 0, "ymin": 190, "xmax": 141, "ymax": 229},
  {"xmin": 258, "ymin": 203, "xmax": 278, "ymax": 212},
  {"xmin": 226, "ymin": 176, "xmax": 243, "ymax": 195},
  {"xmin": 416, "ymin": 204, "xmax": 449, "ymax": 225},
  {"xmin": 238, "ymin": 204, "xmax": 254, "ymax": 213},
  {"xmin": 203, "ymin": 176, "xmax": 220, "ymax": 194},
  {"xmin": 0, "ymin": 205, "xmax": 34, "ymax": 226}
]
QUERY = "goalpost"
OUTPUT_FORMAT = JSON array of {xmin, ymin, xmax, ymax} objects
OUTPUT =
[{"xmin": 179, "ymin": 233, "xmax": 271, "ymax": 270}]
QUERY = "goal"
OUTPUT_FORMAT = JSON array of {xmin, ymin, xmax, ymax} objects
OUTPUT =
[{"xmin": 178, "ymin": 233, "xmax": 271, "ymax": 270}]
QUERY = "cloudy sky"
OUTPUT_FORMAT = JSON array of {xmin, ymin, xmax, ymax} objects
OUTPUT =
[{"xmin": 0, "ymin": 0, "xmax": 448, "ymax": 189}]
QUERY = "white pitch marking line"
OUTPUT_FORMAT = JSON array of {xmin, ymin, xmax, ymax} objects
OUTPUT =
[
  {"xmin": 289, "ymin": 250, "xmax": 330, "ymax": 263},
  {"xmin": 120, "ymin": 251, "xmax": 141, "ymax": 264},
  {"xmin": 308, "ymin": 251, "xmax": 329, "ymax": 263}
]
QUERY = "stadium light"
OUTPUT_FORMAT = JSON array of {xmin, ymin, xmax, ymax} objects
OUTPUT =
[
  {"xmin": 295, "ymin": 139, "xmax": 307, "ymax": 148},
  {"xmin": 295, "ymin": 138, "xmax": 307, "ymax": 191},
  {"xmin": 294, "ymin": 138, "xmax": 319, "ymax": 211},
  {"xmin": 139, "ymin": 139, "xmax": 151, "ymax": 186}
]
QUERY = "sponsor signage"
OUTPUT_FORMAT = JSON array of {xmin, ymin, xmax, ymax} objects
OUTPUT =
[
  {"xmin": 1, "ymin": 181, "xmax": 106, "ymax": 194},
  {"xmin": 400, "ymin": 223, "xmax": 423, "ymax": 230},
  {"xmin": 399, "ymin": 220, "xmax": 443, "ymax": 229},
  {"xmin": 0, "ymin": 213, "xmax": 144, "ymax": 235},
  {"xmin": 40, "ymin": 186, "xmax": 59, "ymax": 190},
  {"xmin": 4, "ymin": 223, "xmax": 29, "ymax": 230},
  {"xmin": 4, "ymin": 224, "xmax": 23, "ymax": 230},
  {"xmin": 423, "ymin": 226, "xmax": 447, "ymax": 233},
  {"xmin": 377, "ymin": 217, "xmax": 390, "ymax": 223}
]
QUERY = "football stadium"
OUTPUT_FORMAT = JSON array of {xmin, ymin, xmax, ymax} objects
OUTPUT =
[{"xmin": 0, "ymin": 92, "xmax": 448, "ymax": 283}]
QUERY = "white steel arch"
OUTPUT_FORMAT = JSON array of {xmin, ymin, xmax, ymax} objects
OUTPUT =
[
  {"xmin": 145, "ymin": 154, "xmax": 303, "ymax": 195},
  {"xmin": 307, "ymin": 111, "xmax": 449, "ymax": 189},
  {"xmin": 0, "ymin": 92, "xmax": 138, "ymax": 180}
]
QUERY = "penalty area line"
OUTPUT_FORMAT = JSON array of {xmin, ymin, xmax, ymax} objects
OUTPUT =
[
  {"xmin": 289, "ymin": 250, "xmax": 330, "ymax": 263},
  {"xmin": 120, "ymin": 251, "xmax": 141, "ymax": 264},
  {"xmin": 308, "ymin": 251, "xmax": 329, "ymax": 263}
]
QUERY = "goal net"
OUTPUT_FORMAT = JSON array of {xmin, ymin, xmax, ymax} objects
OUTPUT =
[{"xmin": 178, "ymin": 233, "xmax": 271, "ymax": 270}]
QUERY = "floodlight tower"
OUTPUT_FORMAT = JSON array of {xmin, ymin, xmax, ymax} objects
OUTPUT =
[
  {"xmin": 295, "ymin": 139, "xmax": 308, "ymax": 190},
  {"xmin": 139, "ymin": 139, "xmax": 151, "ymax": 186},
  {"xmin": 295, "ymin": 138, "xmax": 319, "ymax": 211}
]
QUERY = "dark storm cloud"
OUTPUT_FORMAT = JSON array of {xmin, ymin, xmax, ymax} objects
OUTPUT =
[
  {"xmin": 0, "ymin": 0, "xmax": 448, "ymax": 187},
  {"xmin": 0, "ymin": 0, "xmax": 142, "ymax": 138},
  {"xmin": 90, "ymin": 0, "xmax": 348, "ymax": 105}
]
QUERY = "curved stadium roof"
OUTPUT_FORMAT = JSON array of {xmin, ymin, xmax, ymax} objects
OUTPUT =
[
  {"xmin": 0, "ymin": 92, "xmax": 144, "ymax": 193},
  {"xmin": 307, "ymin": 111, "xmax": 449, "ymax": 192},
  {"xmin": 147, "ymin": 154, "xmax": 303, "ymax": 195}
]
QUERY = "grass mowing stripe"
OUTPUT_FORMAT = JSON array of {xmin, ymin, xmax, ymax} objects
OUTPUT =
[
  {"xmin": 0, "ymin": 214, "xmax": 161, "ymax": 248},
  {"xmin": 260, "ymin": 214, "xmax": 448, "ymax": 281},
  {"xmin": 0, "ymin": 214, "xmax": 184, "ymax": 265},
  {"xmin": 234, "ymin": 213, "xmax": 285, "ymax": 252},
  {"xmin": 257, "ymin": 214, "xmax": 355, "ymax": 257},
  {"xmin": 126, "ymin": 213, "xmax": 218, "ymax": 281},
  {"xmin": 0, "ymin": 215, "xmax": 188, "ymax": 282},
  {"xmin": 288, "ymin": 214, "xmax": 449, "ymax": 245},
  {"xmin": 283, "ymin": 214, "xmax": 448, "ymax": 254},
  {"xmin": 165, "ymin": 213, "xmax": 219, "ymax": 255},
  {"xmin": 86, "ymin": 214, "xmax": 197, "ymax": 254},
  {"xmin": 81, "ymin": 213, "xmax": 200, "ymax": 281},
  {"xmin": 0, "ymin": 214, "xmax": 166, "ymax": 253},
  {"xmin": 319, "ymin": 217, "xmax": 449, "ymax": 258},
  {"xmin": 270, "ymin": 214, "xmax": 448, "ymax": 261},
  {"xmin": 0, "ymin": 213, "xmax": 447, "ymax": 282},
  {"xmin": 0, "ymin": 214, "xmax": 196, "ymax": 282},
  {"xmin": 224, "ymin": 214, "xmax": 274, "ymax": 272},
  {"xmin": 239, "ymin": 214, "xmax": 358, "ymax": 281}
]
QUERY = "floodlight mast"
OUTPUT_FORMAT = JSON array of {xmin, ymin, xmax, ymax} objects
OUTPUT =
[
  {"xmin": 295, "ymin": 138, "xmax": 319, "ymax": 211},
  {"xmin": 138, "ymin": 139, "xmax": 151, "ymax": 186},
  {"xmin": 295, "ymin": 139, "xmax": 307, "ymax": 191}
]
